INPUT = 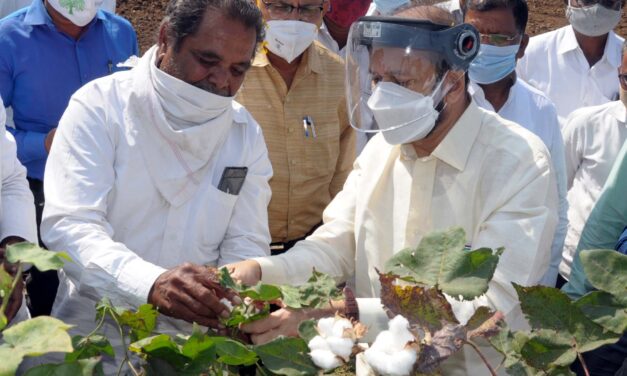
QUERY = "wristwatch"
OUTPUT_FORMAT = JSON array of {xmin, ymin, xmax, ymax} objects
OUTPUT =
[{"xmin": 343, "ymin": 286, "xmax": 359, "ymax": 321}]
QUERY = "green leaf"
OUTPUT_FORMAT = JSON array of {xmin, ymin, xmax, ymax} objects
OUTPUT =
[
  {"xmin": 23, "ymin": 358, "xmax": 102, "ymax": 376},
  {"xmin": 580, "ymin": 249, "xmax": 627, "ymax": 298},
  {"xmin": 2, "ymin": 316, "xmax": 74, "ymax": 356},
  {"xmin": 384, "ymin": 227, "xmax": 501, "ymax": 300},
  {"xmin": 297, "ymin": 319, "xmax": 318, "ymax": 343},
  {"xmin": 0, "ymin": 317, "xmax": 74, "ymax": 376},
  {"xmin": 514, "ymin": 284, "xmax": 620, "ymax": 353},
  {"xmin": 239, "ymin": 283, "xmax": 283, "ymax": 302},
  {"xmin": 575, "ymin": 291, "xmax": 627, "ymax": 334},
  {"xmin": 0, "ymin": 267, "xmax": 12, "ymax": 296},
  {"xmin": 213, "ymin": 337, "xmax": 257, "ymax": 366},
  {"xmin": 129, "ymin": 334, "xmax": 189, "ymax": 370},
  {"xmin": 379, "ymin": 272, "xmax": 458, "ymax": 332},
  {"xmin": 255, "ymin": 337, "xmax": 318, "ymax": 376},
  {"xmin": 219, "ymin": 267, "xmax": 240, "ymax": 291},
  {"xmin": 118, "ymin": 304, "xmax": 158, "ymax": 341},
  {"xmin": 0, "ymin": 344, "xmax": 23, "ymax": 376},
  {"xmin": 65, "ymin": 335, "xmax": 114, "ymax": 362},
  {"xmin": 520, "ymin": 330, "xmax": 577, "ymax": 369},
  {"xmin": 6, "ymin": 243, "xmax": 71, "ymax": 272},
  {"xmin": 279, "ymin": 270, "xmax": 342, "ymax": 309}
]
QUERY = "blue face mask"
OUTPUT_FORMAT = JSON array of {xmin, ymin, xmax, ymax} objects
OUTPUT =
[
  {"xmin": 468, "ymin": 43, "xmax": 519, "ymax": 85},
  {"xmin": 373, "ymin": 0, "xmax": 410, "ymax": 14}
]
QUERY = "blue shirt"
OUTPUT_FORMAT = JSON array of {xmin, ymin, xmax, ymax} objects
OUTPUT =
[{"xmin": 0, "ymin": 0, "xmax": 138, "ymax": 180}]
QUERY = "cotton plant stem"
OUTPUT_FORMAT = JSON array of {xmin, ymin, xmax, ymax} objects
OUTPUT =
[
  {"xmin": 577, "ymin": 352, "xmax": 591, "ymax": 376},
  {"xmin": 465, "ymin": 339, "xmax": 498, "ymax": 376}
]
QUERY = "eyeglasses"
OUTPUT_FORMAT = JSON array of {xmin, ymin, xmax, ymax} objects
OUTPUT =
[
  {"xmin": 479, "ymin": 33, "xmax": 521, "ymax": 46},
  {"xmin": 260, "ymin": 1, "xmax": 326, "ymax": 22},
  {"xmin": 570, "ymin": 0, "xmax": 622, "ymax": 10},
  {"xmin": 619, "ymin": 73, "xmax": 627, "ymax": 87}
]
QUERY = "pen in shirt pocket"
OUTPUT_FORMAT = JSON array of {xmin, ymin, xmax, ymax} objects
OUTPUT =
[{"xmin": 302, "ymin": 115, "xmax": 317, "ymax": 138}]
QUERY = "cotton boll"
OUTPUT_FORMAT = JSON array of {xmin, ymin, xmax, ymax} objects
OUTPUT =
[
  {"xmin": 388, "ymin": 315, "xmax": 415, "ymax": 347},
  {"xmin": 308, "ymin": 335, "xmax": 332, "ymax": 352},
  {"xmin": 310, "ymin": 349, "xmax": 344, "ymax": 370},
  {"xmin": 326, "ymin": 336, "xmax": 354, "ymax": 360},
  {"xmin": 219, "ymin": 298, "xmax": 234, "ymax": 312},
  {"xmin": 317, "ymin": 317, "xmax": 336, "ymax": 337},
  {"xmin": 390, "ymin": 349, "xmax": 417, "ymax": 375},
  {"xmin": 331, "ymin": 318, "xmax": 353, "ymax": 338},
  {"xmin": 364, "ymin": 348, "xmax": 416, "ymax": 376}
]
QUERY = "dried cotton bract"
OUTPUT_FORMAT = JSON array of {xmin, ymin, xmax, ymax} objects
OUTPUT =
[
  {"xmin": 308, "ymin": 316, "xmax": 362, "ymax": 371},
  {"xmin": 363, "ymin": 315, "xmax": 418, "ymax": 376}
]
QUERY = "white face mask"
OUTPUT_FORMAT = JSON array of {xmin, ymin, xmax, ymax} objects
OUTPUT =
[
  {"xmin": 265, "ymin": 20, "xmax": 318, "ymax": 63},
  {"xmin": 367, "ymin": 82, "xmax": 441, "ymax": 145},
  {"xmin": 566, "ymin": 1, "xmax": 622, "ymax": 37},
  {"xmin": 48, "ymin": 0, "xmax": 104, "ymax": 27}
]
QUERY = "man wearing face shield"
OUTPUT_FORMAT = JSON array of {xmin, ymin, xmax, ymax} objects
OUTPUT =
[
  {"xmin": 228, "ymin": 2, "xmax": 558, "ymax": 374},
  {"xmin": 463, "ymin": 0, "xmax": 567, "ymax": 288},
  {"xmin": 36, "ymin": 0, "xmax": 273, "ymax": 372},
  {"xmin": 235, "ymin": 0, "xmax": 356, "ymax": 255},
  {"xmin": 517, "ymin": 0, "xmax": 625, "ymax": 125},
  {"xmin": 0, "ymin": 0, "xmax": 138, "ymax": 317}
]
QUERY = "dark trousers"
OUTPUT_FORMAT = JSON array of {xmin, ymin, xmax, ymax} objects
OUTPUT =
[
  {"xmin": 25, "ymin": 178, "xmax": 59, "ymax": 317},
  {"xmin": 571, "ymin": 333, "xmax": 627, "ymax": 376}
]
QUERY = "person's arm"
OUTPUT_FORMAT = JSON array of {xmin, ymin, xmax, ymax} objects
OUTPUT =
[
  {"xmin": 563, "ymin": 143, "xmax": 627, "ymax": 300},
  {"xmin": 329, "ymin": 99, "xmax": 356, "ymax": 198},
  {"xmin": 218, "ymin": 123, "xmax": 273, "ymax": 265},
  {"xmin": 0, "ymin": 129, "xmax": 36, "ymax": 244},
  {"xmin": 470, "ymin": 147, "xmax": 558, "ymax": 326},
  {"xmin": 561, "ymin": 112, "xmax": 584, "ymax": 190}
]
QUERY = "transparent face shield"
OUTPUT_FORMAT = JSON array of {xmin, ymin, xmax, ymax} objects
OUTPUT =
[{"xmin": 345, "ymin": 17, "xmax": 479, "ymax": 133}]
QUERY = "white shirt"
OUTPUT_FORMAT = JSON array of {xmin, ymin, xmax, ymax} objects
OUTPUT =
[
  {"xmin": 0, "ymin": 99, "xmax": 37, "ymax": 328},
  {"xmin": 0, "ymin": 99, "xmax": 37, "ymax": 246},
  {"xmin": 256, "ymin": 102, "xmax": 558, "ymax": 375},
  {"xmin": 517, "ymin": 26, "xmax": 624, "ymax": 125},
  {"xmin": 316, "ymin": 21, "xmax": 345, "ymax": 58},
  {"xmin": 469, "ymin": 78, "xmax": 567, "ymax": 286},
  {"xmin": 561, "ymin": 100, "xmax": 627, "ymax": 278},
  {"xmin": 40, "ymin": 53, "xmax": 273, "ymax": 369}
]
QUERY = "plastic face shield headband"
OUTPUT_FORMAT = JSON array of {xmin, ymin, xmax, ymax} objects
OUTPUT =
[{"xmin": 345, "ymin": 17, "xmax": 479, "ymax": 133}]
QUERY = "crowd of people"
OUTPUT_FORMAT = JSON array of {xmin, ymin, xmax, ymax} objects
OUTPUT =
[{"xmin": 0, "ymin": 0, "xmax": 624, "ymax": 374}]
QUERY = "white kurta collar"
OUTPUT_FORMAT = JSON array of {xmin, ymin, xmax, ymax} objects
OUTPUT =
[{"xmin": 124, "ymin": 47, "xmax": 237, "ymax": 207}]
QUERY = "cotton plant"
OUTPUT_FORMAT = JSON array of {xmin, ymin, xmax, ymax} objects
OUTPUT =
[
  {"xmin": 307, "ymin": 315, "xmax": 367, "ymax": 371},
  {"xmin": 363, "ymin": 315, "xmax": 418, "ymax": 376}
]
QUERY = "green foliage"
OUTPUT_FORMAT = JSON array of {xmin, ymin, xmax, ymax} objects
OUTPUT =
[
  {"xmin": 385, "ymin": 227, "xmax": 502, "ymax": 300},
  {"xmin": 580, "ymin": 249, "xmax": 627, "ymax": 298},
  {"xmin": 5, "ymin": 243, "xmax": 71, "ymax": 272},
  {"xmin": 0, "ymin": 317, "xmax": 74, "ymax": 376},
  {"xmin": 65, "ymin": 335, "xmax": 114, "ymax": 362},
  {"xmin": 575, "ymin": 291, "xmax": 627, "ymax": 334},
  {"xmin": 279, "ymin": 269, "xmax": 342, "ymax": 309},
  {"xmin": 254, "ymin": 337, "xmax": 318, "ymax": 375},
  {"xmin": 23, "ymin": 358, "xmax": 102, "ymax": 376},
  {"xmin": 297, "ymin": 319, "xmax": 318, "ymax": 343}
]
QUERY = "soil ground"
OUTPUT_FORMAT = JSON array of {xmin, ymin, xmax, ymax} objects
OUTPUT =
[{"xmin": 116, "ymin": 0, "xmax": 627, "ymax": 54}]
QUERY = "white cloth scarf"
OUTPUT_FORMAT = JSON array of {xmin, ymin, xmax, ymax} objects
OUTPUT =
[{"xmin": 124, "ymin": 46, "xmax": 234, "ymax": 207}]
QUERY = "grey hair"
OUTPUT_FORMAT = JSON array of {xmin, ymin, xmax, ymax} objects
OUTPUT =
[{"xmin": 163, "ymin": 0, "xmax": 265, "ymax": 51}]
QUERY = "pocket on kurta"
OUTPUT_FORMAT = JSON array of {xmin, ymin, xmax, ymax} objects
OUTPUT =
[{"xmin": 196, "ymin": 184, "xmax": 239, "ymax": 253}]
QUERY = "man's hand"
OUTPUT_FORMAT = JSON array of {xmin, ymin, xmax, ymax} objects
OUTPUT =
[
  {"xmin": 226, "ymin": 259, "xmax": 262, "ymax": 286},
  {"xmin": 148, "ymin": 263, "xmax": 236, "ymax": 329},
  {"xmin": 44, "ymin": 128, "xmax": 56, "ymax": 153},
  {"xmin": 0, "ymin": 246, "xmax": 24, "ymax": 323},
  {"xmin": 240, "ymin": 307, "xmax": 310, "ymax": 345}
]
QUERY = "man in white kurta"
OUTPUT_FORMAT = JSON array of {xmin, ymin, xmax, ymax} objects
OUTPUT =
[
  {"xmin": 39, "ymin": 0, "xmax": 271, "ymax": 370},
  {"xmin": 0, "ymin": 98, "xmax": 37, "ymax": 327},
  {"xmin": 230, "ymin": 5, "xmax": 558, "ymax": 374}
]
